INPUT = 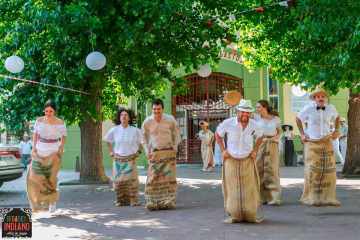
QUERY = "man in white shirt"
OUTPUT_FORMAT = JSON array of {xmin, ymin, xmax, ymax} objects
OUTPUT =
[
  {"xmin": 215, "ymin": 99, "xmax": 264, "ymax": 223},
  {"xmin": 19, "ymin": 134, "xmax": 32, "ymax": 169},
  {"xmin": 296, "ymin": 87, "xmax": 341, "ymax": 206}
]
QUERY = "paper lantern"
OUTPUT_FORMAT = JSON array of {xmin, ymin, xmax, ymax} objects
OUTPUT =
[
  {"xmin": 197, "ymin": 64, "xmax": 212, "ymax": 78},
  {"xmin": 291, "ymin": 85, "xmax": 307, "ymax": 97},
  {"xmin": 85, "ymin": 51, "xmax": 106, "ymax": 70},
  {"xmin": 5, "ymin": 55, "xmax": 24, "ymax": 73}
]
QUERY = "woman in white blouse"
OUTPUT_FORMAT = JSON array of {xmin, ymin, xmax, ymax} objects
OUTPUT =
[
  {"xmin": 27, "ymin": 100, "xmax": 67, "ymax": 213},
  {"xmin": 104, "ymin": 108, "xmax": 142, "ymax": 207},
  {"xmin": 255, "ymin": 100, "xmax": 282, "ymax": 205}
]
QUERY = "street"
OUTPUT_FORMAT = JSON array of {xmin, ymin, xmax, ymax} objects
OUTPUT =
[{"xmin": 1, "ymin": 165, "xmax": 360, "ymax": 240}]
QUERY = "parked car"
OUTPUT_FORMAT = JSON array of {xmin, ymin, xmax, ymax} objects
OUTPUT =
[
  {"xmin": 0, "ymin": 154, "xmax": 24, "ymax": 188},
  {"xmin": 0, "ymin": 144, "xmax": 21, "ymax": 160}
]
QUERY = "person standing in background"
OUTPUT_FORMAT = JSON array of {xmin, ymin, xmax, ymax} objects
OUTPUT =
[
  {"xmin": 20, "ymin": 134, "xmax": 32, "ymax": 169},
  {"xmin": 198, "ymin": 121, "xmax": 215, "ymax": 172},
  {"xmin": 339, "ymin": 118, "xmax": 348, "ymax": 163}
]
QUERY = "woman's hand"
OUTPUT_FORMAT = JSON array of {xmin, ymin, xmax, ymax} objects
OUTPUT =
[{"xmin": 58, "ymin": 145, "xmax": 64, "ymax": 155}]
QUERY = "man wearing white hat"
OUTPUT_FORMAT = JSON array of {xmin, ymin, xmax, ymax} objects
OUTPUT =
[
  {"xmin": 296, "ymin": 87, "xmax": 341, "ymax": 206},
  {"xmin": 215, "ymin": 99, "xmax": 264, "ymax": 223}
]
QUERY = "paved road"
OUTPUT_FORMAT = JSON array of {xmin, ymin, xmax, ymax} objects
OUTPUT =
[{"xmin": 1, "ymin": 165, "xmax": 360, "ymax": 240}]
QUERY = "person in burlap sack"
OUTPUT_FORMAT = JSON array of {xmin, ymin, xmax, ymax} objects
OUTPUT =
[
  {"xmin": 255, "ymin": 100, "xmax": 282, "ymax": 205},
  {"xmin": 27, "ymin": 100, "xmax": 66, "ymax": 214},
  {"xmin": 215, "ymin": 99, "xmax": 264, "ymax": 223},
  {"xmin": 142, "ymin": 99, "xmax": 180, "ymax": 210},
  {"xmin": 104, "ymin": 108, "xmax": 142, "ymax": 207},
  {"xmin": 296, "ymin": 87, "xmax": 341, "ymax": 207},
  {"xmin": 198, "ymin": 120, "xmax": 215, "ymax": 172}
]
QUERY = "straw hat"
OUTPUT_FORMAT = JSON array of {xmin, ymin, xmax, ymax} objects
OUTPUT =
[
  {"xmin": 199, "ymin": 120, "xmax": 209, "ymax": 127},
  {"xmin": 236, "ymin": 99, "xmax": 254, "ymax": 112},
  {"xmin": 224, "ymin": 90, "xmax": 242, "ymax": 106},
  {"xmin": 340, "ymin": 117, "xmax": 346, "ymax": 122},
  {"xmin": 309, "ymin": 87, "xmax": 328, "ymax": 100}
]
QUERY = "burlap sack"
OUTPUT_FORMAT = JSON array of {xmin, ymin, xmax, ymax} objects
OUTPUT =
[
  {"xmin": 145, "ymin": 149, "xmax": 177, "ymax": 210},
  {"xmin": 256, "ymin": 139, "xmax": 281, "ymax": 204},
  {"xmin": 222, "ymin": 155, "xmax": 263, "ymax": 223},
  {"xmin": 300, "ymin": 137, "xmax": 340, "ymax": 206},
  {"xmin": 113, "ymin": 154, "xmax": 139, "ymax": 206}
]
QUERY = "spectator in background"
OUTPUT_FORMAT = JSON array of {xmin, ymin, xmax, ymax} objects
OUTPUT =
[{"xmin": 20, "ymin": 134, "xmax": 32, "ymax": 169}]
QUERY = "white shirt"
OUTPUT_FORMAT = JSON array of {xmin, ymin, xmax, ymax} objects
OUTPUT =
[
  {"xmin": 297, "ymin": 103, "xmax": 338, "ymax": 140},
  {"xmin": 256, "ymin": 116, "xmax": 281, "ymax": 136},
  {"xmin": 19, "ymin": 140, "xmax": 32, "ymax": 155},
  {"xmin": 34, "ymin": 120, "xmax": 67, "ymax": 157},
  {"xmin": 104, "ymin": 125, "xmax": 142, "ymax": 156},
  {"xmin": 216, "ymin": 117, "xmax": 263, "ymax": 159}
]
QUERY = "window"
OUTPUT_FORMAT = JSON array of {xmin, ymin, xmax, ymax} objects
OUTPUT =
[{"xmin": 268, "ymin": 76, "xmax": 279, "ymax": 112}]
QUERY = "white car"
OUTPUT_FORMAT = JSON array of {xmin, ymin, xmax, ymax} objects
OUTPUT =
[{"xmin": 0, "ymin": 154, "xmax": 24, "ymax": 188}]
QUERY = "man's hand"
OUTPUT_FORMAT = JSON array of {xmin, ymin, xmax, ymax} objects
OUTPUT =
[
  {"xmin": 109, "ymin": 151, "xmax": 114, "ymax": 158},
  {"xmin": 222, "ymin": 150, "xmax": 230, "ymax": 161},
  {"xmin": 332, "ymin": 131, "xmax": 341, "ymax": 140},
  {"xmin": 250, "ymin": 150, "xmax": 257, "ymax": 160}
]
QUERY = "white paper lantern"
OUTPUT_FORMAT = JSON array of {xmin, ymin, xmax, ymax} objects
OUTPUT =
[
  {"xmin": 197, "ymin": 64, "xmax": 212, "ymax": 78},
  {"xmin": 85, "ymin": 51, "xmax": 106, "ymax": 70},
  {"xmin": 291, "ymin": 85, "xmax": 307, "ymax": 97},
  {"xmin": 5, "ymin": 55, "xmax": 24, "ymax": 73}
]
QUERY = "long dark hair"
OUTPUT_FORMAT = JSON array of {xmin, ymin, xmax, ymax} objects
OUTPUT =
[
  {"xmin": 44, "ymin": 99, "xmax": 57, "ymax": 112},
  {"xmin": 114, "ymin": 107, "xmax": 135, "ymax": 125},
  {"xmin": 257, "ymin": 100, "xmax": 279, "ymax": 117}
]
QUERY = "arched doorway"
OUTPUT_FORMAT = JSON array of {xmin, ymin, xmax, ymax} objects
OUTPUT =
[{"xmin": 172, "ymin": 72, "xmax": 244, "ymax": 163}]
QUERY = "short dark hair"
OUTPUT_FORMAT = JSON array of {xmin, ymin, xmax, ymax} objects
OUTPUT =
[
  {"xmin": 44, "ymin": 100, "xmax": 57, "ymax": 112},
  {"xmin": 114, "ymin": 107, "xmax": 135, "ymax": 125},
  {"xmin": 152, "ymin": 98, "xmax": 164, "ymax": 109}
]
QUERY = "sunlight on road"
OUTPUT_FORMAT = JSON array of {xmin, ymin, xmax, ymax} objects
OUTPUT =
[{"xmin": 104, "ymin": 219, "xmax": 169, "ymax": 229}]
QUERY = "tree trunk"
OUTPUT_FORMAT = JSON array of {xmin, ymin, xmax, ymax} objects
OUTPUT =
[
  {"xmin": 79, "ymin": 92, "xmax": 109, "ymax": 183},
  {"xmin": 342, "ymin": 91, "xmax": 360, "ymax": 176}
]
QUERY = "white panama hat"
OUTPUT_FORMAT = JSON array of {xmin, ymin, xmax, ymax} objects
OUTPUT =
[{"xmin": 236, "ymin": 99, "xmax": 254, "ymax": 112}]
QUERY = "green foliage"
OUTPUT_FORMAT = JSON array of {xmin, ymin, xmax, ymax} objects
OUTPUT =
[
  {"xmin": 0, "ymin": 0, "xmax": 233, "ymax": 133},
  {"xmin": 236, "ymin": 0, "xmax": 360, "ymax": 94}
]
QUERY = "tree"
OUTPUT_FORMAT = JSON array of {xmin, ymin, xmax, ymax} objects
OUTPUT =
[
  {"xmin": 0, "ymin": 0, "xmax": 233, "ymax": 182},
  {"xmin": 234, "ymin": 0, "xmax": 360, "ymax": 175}
]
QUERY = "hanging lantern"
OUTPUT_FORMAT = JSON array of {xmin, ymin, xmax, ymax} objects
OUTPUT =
[
  {"xmin": 85, "ymin": 51, "xmax": 106, "ymax": 70},
  {"xmin": 197, "ymin": 64, "xmax": 212, "ymax": 78},
  {"xmin": 5, "ymin": 55, "xmax": 24, "ymax": 73},
  {"xmin": 291, "ymin": 85, "xmax": 307, "ymax": 97}
]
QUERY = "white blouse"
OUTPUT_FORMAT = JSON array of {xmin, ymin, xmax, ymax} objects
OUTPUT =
[
  {"xmin": 256, "ymin": 116, "xmax": 281, "ymax": 136},
  {"xmin": 34, "ymin": 120, "xmax": 67, "ymax": 157},
  {"xmin": 104, "ymin": 125, "xmax": 143, "ymax": 156}
]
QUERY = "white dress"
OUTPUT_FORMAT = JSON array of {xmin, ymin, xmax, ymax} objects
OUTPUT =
[{"xmin": 34, "ymin": 120, "xmax": 67, "ymax": 157}]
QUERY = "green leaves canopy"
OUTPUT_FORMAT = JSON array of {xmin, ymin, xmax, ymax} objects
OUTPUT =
[
  {"xmin": 236, "ymin": 0, "xmax": 360, "ymax": 93},
  {"xmin": 0, "ymin": 0, "xmax": 233, "ymax": 134}
]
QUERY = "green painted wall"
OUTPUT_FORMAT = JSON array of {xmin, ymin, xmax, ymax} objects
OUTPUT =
[
  {"xmin": 217, "ymin": 59, "xmax": 263, "ymax": 106},
  {"xmin": 61, "ymin": 126, "xmax": 113, "ymax": 170}
]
